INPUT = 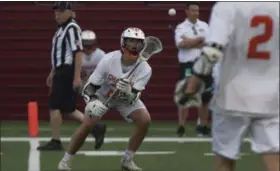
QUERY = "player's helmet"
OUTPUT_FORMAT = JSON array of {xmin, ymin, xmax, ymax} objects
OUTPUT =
[
  {"xmin": 81, "ymin": 30, "xmax": 97, "ymax": 48},
  {"xmin": 120, "ymin": 27, "xmax": 145, "ymax": 56}
]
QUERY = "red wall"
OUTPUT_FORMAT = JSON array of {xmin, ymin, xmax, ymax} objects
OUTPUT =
[{"xmin": 0, "ymin": 2, "xmax": 214, "ymax": 120}]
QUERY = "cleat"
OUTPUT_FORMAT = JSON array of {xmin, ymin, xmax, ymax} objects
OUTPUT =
[
  {"xmin": 121, "ymin": 156, "xmax": 142, "ymax": 171},
  {"xmin": 58, "ymin": 159, "xmax": 72, "ymax": 171},
  {"xmin": 176, "ymin": 125, "xmax": 185, "ymax": 137},
  {"xmin": 91, "ymin": 123, "xmax": 107, "ymax": 150},
  {"xmin": 37, "ymin": 140, "xmax": 63, "ymax": 151}
]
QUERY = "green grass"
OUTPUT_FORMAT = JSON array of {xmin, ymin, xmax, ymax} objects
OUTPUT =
[
  {"xmin": 0, "ymin": 142, "xmax": 29, "ymax": 171},
  {"xmin": 0, "ymin": 121, "xmax": 265, "ymax": 171}
]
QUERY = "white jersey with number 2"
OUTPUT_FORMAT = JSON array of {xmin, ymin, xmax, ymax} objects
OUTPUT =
[
  {"xmin": 209, "ymin": 2, "xmax": 279, "ymax": 117},
  {"xmin": 87, "ymin": 50, "xmax": 152, "ymax": 99}
]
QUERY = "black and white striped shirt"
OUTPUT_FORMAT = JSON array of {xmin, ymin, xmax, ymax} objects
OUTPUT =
[{"xmin": 51, "ymin": 18, "xmax": 83, "ymax": 68}]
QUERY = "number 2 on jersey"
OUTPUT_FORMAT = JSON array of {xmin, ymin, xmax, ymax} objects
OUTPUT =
[{"xmin": 247, "ymin": 16, "xmax": 273, "ymax": 60}]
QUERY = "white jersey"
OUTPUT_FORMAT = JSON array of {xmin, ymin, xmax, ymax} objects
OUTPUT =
[
  {"xmin": 212, "ymin": 61, "xmax": 221, "ymax": 89},
  {"xmin": 209, "ymin": 2, "xmax": 279, "ymax": 117},
  {"xmin": 87, "ymin": 50, "xmax": 152, "ymax": 98},
  {"xmin": 82, "ymin": 48, "xmax": 105, "ymax": 72}
]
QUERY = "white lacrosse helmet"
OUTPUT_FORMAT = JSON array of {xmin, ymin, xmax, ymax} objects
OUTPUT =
[
  {"xmin": 81, "ymin": 30, "xmax": 97, "ymax": 50},
  {"xmin": 120, "ymin": 27, "xmax": 145, "ymax": 55},
  {"xmin": 81, "ymin": 30, "xmax": 96, "ymax": 40}
]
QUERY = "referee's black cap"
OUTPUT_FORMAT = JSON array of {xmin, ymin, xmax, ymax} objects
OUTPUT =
[{"xmin": 52, "ymin": 1, "xmax": 72, "ymax": 10}]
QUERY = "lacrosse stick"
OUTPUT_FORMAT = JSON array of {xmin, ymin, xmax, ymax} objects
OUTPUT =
[{"xmin": 103, "ymin": 36, "xmax": 163, "ymax": 106}]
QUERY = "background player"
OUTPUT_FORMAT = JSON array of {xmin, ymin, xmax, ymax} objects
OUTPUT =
[
  {"xmin": 58, "ymin": 27, "xmax": 153, "ymax": 171},
  {"xmin": 180, "ymin": 2, "xmax": 279, "ymax": 171},
  {"xmin": 81, "ymin": 29, "xmax": 107, "ymax": 150},
  {"xmin": 81, "ymin": 30, "xmax": 106, "ymax": 82}
]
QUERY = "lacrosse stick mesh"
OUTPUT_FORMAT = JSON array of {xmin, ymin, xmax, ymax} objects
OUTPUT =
[{"xmin": 140, "ymin": 36, "xmax": 163, "ymax": 60}]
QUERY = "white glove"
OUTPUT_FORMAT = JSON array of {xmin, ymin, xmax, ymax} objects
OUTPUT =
[
  {"xmin": 193, "ymin": 46, "xmax": 223, "ymax": 75},
  {"xmin": 116, "ymin": 78, "xmax": 131, "ymax": 94},
  {"xmin": 85, "ymin": 100, "xmax": 108, "ymax": 118}
]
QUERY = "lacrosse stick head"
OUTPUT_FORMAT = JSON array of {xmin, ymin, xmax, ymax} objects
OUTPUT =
[{"xmin": 139, "ymin": 36, "xmax": 163, "ymax": 62}]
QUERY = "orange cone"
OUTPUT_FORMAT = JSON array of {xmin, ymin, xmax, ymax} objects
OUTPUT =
[{"xmin": 28, "ymin": 101, "xmax": 39, "ymax": 137}]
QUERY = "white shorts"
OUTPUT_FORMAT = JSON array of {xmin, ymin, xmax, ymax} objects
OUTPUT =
[
  {"xmin": 97, "ymin": 93, "xmax": 146, "ymax": 121},
  {"xmin": 212, "ymin": 111, "xmax": 279, "ymax": 160}
]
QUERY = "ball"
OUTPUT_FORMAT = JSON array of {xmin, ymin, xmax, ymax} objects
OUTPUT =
[{"xmin": 168, "ymin": 8, "xmax": 176, "ymax": 16}]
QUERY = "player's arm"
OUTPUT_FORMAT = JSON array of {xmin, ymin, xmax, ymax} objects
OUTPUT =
[
  {"xmin": 175, "ymin": 25, "xmax": 204, "ymax": 49},
  {"xmin": 66, "ymin": 26, "xmax": 84, "ymax": 82},
  {"xmin": 192, "ymin": 2, "xmax": 234, "ymax": 77},
  {"xmin": 82, "ymin": 57, "xmax": 107, "ymax": 103},
  {"xmin": 117, "ymin": 68, "xmax": 152, "ymax": 104},
  {"xmin": 178, "ymin": 2, "xmax": 235, "ymax": 105},
  {"xmin": 82, "ymin": 56, "xmax": 110, "ymax": 117}
]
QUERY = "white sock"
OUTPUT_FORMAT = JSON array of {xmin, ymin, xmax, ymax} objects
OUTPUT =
[
  {"xmin": 63, "ymin": 152, "xmax": 73, "ymax": 161},
  {"xmin": 124, "ymin": 150, "xmax": 135, "ymax": 159}
]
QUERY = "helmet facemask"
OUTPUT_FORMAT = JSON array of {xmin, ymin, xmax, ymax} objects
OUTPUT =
[
  {"xmin": 82, "ymin": 39, "xmax": 97, "ymax": 55},
  {"xmin": 122, "ymin": 38, "xmax": 144, "ymax": 56}
]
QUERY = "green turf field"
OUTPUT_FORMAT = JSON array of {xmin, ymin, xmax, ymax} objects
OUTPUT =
[{"xmin": 0, "ymin": 121, "xmax": 264, "ymax": 171}]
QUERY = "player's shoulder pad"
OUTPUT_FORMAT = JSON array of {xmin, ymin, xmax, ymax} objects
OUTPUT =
[
  {"xmin": 140, "ymin": 61, "xmax": 152, "ymax": 75},
  {"xmin": 102, "ymin": 50, "xmax": 120, "ymax": 60},
  {"xmin": 95, "ymin": 48, "xmax": 106, "ymax": 57},
  {"xmin": 97, "ymin": 48, "xmax": 106, "ymax": 55},
  {"xmin": 212, "ymin": 2, "xmax": 235, "ymax": 14}
]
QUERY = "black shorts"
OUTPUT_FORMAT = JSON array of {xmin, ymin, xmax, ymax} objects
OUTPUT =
[
  {"xmin": 48, "ymin": 65, "xmax": 77, "ymax": 113},
  {"xmin": 179, "ymin": 62, "xmax": 214, "ymax": 105}
]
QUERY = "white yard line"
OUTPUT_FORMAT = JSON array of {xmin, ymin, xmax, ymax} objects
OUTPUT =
[
  {"xmin": 1, "ymin": 137, "xmax": 251, "ymax": 143},
  {"xmin": 204, "ymin": 152, "xmax": 251, "ymax": 159},
  {"xmin": 0, "ymin": 127, "xmax": 187, "ymax": 132},
  {"xmin": 28, "ymin": 139, "xmax": 40, "ymax": 171}
]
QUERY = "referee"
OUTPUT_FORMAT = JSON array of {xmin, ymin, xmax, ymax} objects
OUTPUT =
[{"xmin": 37, "ymin": 2, "xmax": 106, "ymax": 151}]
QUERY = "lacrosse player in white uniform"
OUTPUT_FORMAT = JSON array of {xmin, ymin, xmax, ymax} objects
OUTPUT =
[
  {"xmin": 80, "ymin": 30, "xmax": 107, "ymax": 150},
  {"xmin": 179, "ymin": 2, "xmax": 279, "ymax": 171},
  {"xmin": 58, "ymin": 27, "xmax": 152, "ymax": 171},
  {"xmin": 81, "ymin": 30, "xmax": 106, "ymax": 82}
]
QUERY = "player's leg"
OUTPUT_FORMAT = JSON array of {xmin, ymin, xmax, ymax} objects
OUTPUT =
[
  {"xmin": 250, "ymin": 115, "xmax": 279, "ymax": 171},
  {"xmin": 74, "ymin": 78, "xmax": 107, "ymax": 149},
  {"xmin": 58, "ymin": 94, "xmax": 108, "ymax": 170},
  {"xmin": 212, "ymin": 111, "xmax": 250, "ymax": 171},
  {"xmin": 69, "ymin": 109, "xmax": 107, "ymax": 150},
  {"xmin": 65, "ymin": 77, "xmax": 107, "ymax": 150},
  {"xmin": 196, "ymin": 105, "xmax": 210, "ymax": 136},
  {"xmin": 37, "ymin": 74, "xmax": 64, "ymax": 151},
  {"xmin": 177, "ymin": 107, "xmax": 188, "ymax": 136},
  {"xmin": 196, "ymin": 75, "xmax": 213, "ymax": 136},
  {"xmin": 58, "ymin": 114, "xmax": 100, "ymax": 170},
  {"xmin": 176, "ymin": 62, "xmax": 192, "ymax": 136},
  {"xmin": 118, "ymin": 100, "xmax": 151, "ymax": 171}
]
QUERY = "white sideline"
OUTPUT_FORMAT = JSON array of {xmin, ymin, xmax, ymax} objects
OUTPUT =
[
  {"xmin": 28, "ymin": 139, "xmax": 40, "ymax": 171},
  {"xmin": 0, "ymin": 137, "xmax": 251, "ymax": 143}
]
